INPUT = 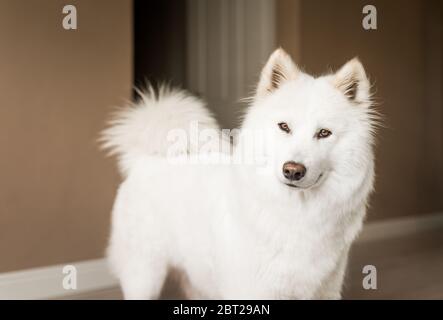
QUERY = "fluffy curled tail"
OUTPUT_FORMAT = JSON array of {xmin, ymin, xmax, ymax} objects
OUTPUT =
[{"xmin": 100, "ymin": 86, "xmax": 220, "ymax": 176}]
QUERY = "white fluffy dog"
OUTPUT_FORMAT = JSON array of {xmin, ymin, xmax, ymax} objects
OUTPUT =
[{"xmin": 101, "ymin": 49, "xmax": 379, "ymax": 299}]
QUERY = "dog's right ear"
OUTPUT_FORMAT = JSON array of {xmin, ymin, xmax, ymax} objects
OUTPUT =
[{"xmin": 256, "ymin": 48, "xmax": 299, "ymax": 99}]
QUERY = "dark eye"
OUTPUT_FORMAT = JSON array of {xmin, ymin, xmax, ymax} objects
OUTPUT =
[
  {"xmin": 317, "ymin": 129, "xmax": 332, "ymax": 139},
  {"xmin": 278, "ymin": 122, "xmax": 291, "ymax": 133}
]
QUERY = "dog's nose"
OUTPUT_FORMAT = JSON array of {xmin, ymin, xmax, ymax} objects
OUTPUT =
[{"xmin": 282, "ymin": 161, "xmax": 306, "ymax": 181}]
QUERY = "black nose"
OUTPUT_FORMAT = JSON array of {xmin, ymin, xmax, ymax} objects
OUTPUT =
[{"xmin": 283, "ymin": 161, "xmax": 306, "ymax": 181}]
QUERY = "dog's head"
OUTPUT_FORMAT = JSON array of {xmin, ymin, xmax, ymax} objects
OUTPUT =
[{"xmin": 241, "ymin": 49, "xmax": 378, "ymax": 191}]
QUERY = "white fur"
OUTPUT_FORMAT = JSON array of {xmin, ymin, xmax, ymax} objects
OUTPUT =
[
  {"xmin": 102, "ymin": 49, "xmax": 378, "ymax": 299},
  {"xmin": 100, "ymin": 86, "xmax": 220, "ymax": 177}
]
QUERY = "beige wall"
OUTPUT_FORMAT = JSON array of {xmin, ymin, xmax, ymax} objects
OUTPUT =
[
  {"xmin": 0, "ymin": 0, "xmax": 132, "ymax": 272},
  {"xmin": 277, "ymin": 0, "xmax": 443, "ymax": 221}
]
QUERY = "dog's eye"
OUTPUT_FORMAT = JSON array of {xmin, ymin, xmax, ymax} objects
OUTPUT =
[
  {"xmin": 317, "ymin": 129, "xmax": 332, "ymax": 139},
  {"xmin": 278, "ymin": 122, "xmax": 291, "ymax": 133}
]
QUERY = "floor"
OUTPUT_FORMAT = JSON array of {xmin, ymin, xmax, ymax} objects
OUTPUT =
[
  {"xmin": 64, "ymin": 228, "xmax": 443, "ymax": 300},
  {"xmin": 343, "ymin": 228, "xmax": 443, "ymax": 299}
]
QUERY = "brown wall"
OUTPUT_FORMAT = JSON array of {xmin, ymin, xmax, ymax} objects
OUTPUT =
[
  {"xmin": 0, "ymin": 0, "xmax": 132, "ymax": 272},
  {"xmin": 277, "ymin": 0, "xmax": 443, "ymax": 220}
]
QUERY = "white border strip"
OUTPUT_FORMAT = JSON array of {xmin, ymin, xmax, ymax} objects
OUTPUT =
[
  {"xmin": 0, "ymin": 259, "xmax": 117, "ymax": 300},
  {"xmin": 1, "ymin": 213, "xmax": 442, "ymax": 299}
]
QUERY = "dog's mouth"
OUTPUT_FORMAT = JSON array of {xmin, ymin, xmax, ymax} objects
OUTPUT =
[{"xmin": 284, "ymin": 173, "xmax": 324, "ymax": 190}]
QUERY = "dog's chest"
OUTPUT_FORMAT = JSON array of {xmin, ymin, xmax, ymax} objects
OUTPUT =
[{"xmin": 215, "ymin": 201, "xmax": 347, "ymax": 298}]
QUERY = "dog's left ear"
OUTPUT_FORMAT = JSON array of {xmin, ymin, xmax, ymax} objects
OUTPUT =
[
  {"xmin": 332, "ymin": 58, "xmax": 370, "ymax": 104},
  {"xmin": 256, "ymin": 48, "xmax": 299, "ymax": 99}
]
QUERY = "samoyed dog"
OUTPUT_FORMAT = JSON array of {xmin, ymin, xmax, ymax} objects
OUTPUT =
[{"xmin": 101, "ymin": 49, "xmax": 378, "ymax": 299}]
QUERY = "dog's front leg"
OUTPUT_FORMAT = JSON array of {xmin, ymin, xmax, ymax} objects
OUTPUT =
[{"xmin": 314, "ymin": 249, "xmax": 349, "ymax": 300}]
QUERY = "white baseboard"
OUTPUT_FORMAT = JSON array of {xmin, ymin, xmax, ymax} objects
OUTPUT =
[
  {"xmin": 0, "ymin": 258, "xmax": 118, "ymax": 300},
  {"xmin": 358, "ymin": 211, "xmax": 443, "ymax": 242},
  {"xmin": 1, "ymin": 212, "xmax": 442, "ymax": 300}
]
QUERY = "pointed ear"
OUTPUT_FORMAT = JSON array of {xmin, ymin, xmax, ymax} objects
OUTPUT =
[
  {"xmin": 256, "ymin": 48, "xmax": 299, "ymax": 98},
  {"xmin": 332, "ymin": 58, "xmax": 370, "ymax": 103}
]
